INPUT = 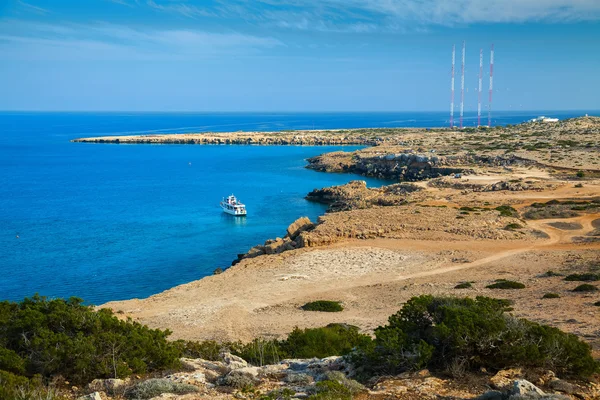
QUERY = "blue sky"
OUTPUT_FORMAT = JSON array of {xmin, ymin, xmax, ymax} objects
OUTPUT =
[{"xmin": 0, "ymin": 0, "xmax": 599, "ymax": 111}]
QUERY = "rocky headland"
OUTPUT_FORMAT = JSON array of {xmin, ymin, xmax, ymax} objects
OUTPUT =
[{"xmin": 75, "ymin": 117, "xmax": 600, "ymax": 400}]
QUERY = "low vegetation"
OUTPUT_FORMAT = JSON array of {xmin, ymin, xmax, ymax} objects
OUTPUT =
[
  {"xmin": 486, "ymin": 280, "xmax": 526, "ymax": 289},
  {"xmin": 542, "ymin": 293, "xmax": 561, "ymax": 299},
  {"xmin": 542, "ymin": 270, "xmax": 563, "ymax": 277},
  {"xmin": 454, "ymin": 282, "xmax": 472, "ymax": 289},
  {"xmin": 495, "ymin": 205, "xmax": 519, "ymax": 218},
  {"xmin": 0, "ymin": 295, "xmax": 181, "ymax": 386},
  {"xmin": 2, "ymin": 294, "xmax": 599, "ymax": 398},
  {"xmin": 124, "ymin": 379, "xmax": 198, "ymax": 399},
  {"xmin": 301, "ymin": 300, "xmax": 344, "ymax": 312},
  {"xmin": 564, "ymin": 273, "xmax": 600, "ymax": 281},
  {"xmin": 350, "ymin": 295, "xmax": 599, "ymax": 379},
  {"xmin": 504, "ymin": 223, "xmax": 523, "ymax": 230},
  {"xmin": 572, "ymin": 284, "xmax": 599, "ymax": 292}
]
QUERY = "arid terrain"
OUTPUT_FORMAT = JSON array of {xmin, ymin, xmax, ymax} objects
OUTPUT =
[{"xmin": 103, "ymin": 117, "xmax": 600, "ymax": 359}]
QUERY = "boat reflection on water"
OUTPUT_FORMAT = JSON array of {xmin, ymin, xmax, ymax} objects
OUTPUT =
[{"xmin": 220, "ymin": 212, "xmax": 248, "ymax": 226}]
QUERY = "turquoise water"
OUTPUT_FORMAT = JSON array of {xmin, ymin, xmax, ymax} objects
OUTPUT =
[{"xmin": 0, "ymin": 111, "xmax": 595, "ymax": 304}]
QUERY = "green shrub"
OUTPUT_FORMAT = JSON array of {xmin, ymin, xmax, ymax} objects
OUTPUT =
[
  {"xmin": 504, "ymin": 223, "xmax": 523, "ymax": 230},
  {"xmin": 0, "ymin": 370, "xmax": 64, "ymax": 400},
  {"xmin": 350, "ymin": 296, "xmax": 599, "ymax": 379},
  {"xmin": 542, "ymin": 270, "xmax": 563, "ymax": 277},
  {"xmin": 486, "ymin": 280, "xmax": 526, "ymax": 289},
  {"xmin": 0, "ymin": 295, "xmax": 182, "ymax": 385},
  {"xmin": 124, "ymin": 379, "xmax": 199, "ymax": 399},
  {"xmin": 594, "ymin": 301, "xmax": 600, "ymax": 307},
  {"xmin": 281, "ymin": 324, "xmax": 371, "ymax": 359},
  {"xmin": 572, "ymin": 284, "xmax": 598, "ymax": 292},
  {"xmin": 454, "ymin": 282, "xmax": 472, "ymax": 289},
  {"xmin": 232, "ymin": 337, "xmax": 287, "ymax": 366},
  {"xmin": 302, "ymin": 301, "xmax": 344, "ymax": 312},
  {"xmin": 229, "ymin": 324, "xmax": 371, "ymax": 366},
  {"xmin": 565, "ymin": 273, "xmax": 600, "ymax": 282},
  {"xmin": 576, "ymin": 171, "xmax": 585, "ymax": 178},
  {"xmin": 309, "ymin": 380, "xmax": 352, "ymax": 400},
  {"xmin": 542, "ymin": 293, "xmax": 560, "ymax": 299},
  {"xmin": 496, "ymin": 205, "xmax": 519, "ymax": 217},
  {"xmin": 175, "ymin": 339, "xmax": 223, "ymax": 361}
]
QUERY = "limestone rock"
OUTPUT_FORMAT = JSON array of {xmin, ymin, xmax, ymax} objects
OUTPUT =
[
  {"xmin": 222, "ymin": 352, "xmax": 248, "ymax": 370},
  {"xmin": 510, "ymin": 379, "xmax": 546, "ymax": 397},
  {"xmin": 286, "ymin": 217, "xmax": 314, "ymax": 239},
  {"xmin": 77, "ymin": 392, "xmax": 103, "ymax": 400},
  {"xmin": 548, "ymin": 379, "xmax": 578, "ymax": 394},
  {"xmin": 87, "ymin": 379, "xmax": 127, "ymax": 394},
  {"xmin": 490, "ymin": 368, "xmax": 524, "ymax": 390}
]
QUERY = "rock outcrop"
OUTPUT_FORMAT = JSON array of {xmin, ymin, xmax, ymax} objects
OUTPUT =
[
  {"xmin": 230, "ymin": 217, "xmax": 315, "ymax": 266},
  {"xmin": 306, "ymin": 180, "xmax": 421, "ymax": 212}
]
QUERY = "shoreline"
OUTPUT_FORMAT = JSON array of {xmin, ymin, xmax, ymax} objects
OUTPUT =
[{"xmin": 95, "ymin": 117, "xmax": 600, "ymax": 351}]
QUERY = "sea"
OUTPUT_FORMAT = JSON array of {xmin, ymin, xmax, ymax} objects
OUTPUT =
[{"xmin": 0, "ymin": 110, "xmax": 596, "ymax": 305}]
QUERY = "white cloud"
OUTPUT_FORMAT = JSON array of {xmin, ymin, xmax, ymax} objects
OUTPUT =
[
  {"xmin": 213, "ymin": 0, "xmax": 600, "ymax": 32},
  {"xmin": 146, "ymin": 0, "xmax": 214, "ymax": 18},
  {"xmin": 353, "ymin": 0, "xmax": 600, "ymax": 24},
  {"xmin": 17, "ymin": 0, "xmax": 49, "ymax": 14},
  {"xmin": 0, "ymin": 21, "xmax": 283, "ymax": 61}
]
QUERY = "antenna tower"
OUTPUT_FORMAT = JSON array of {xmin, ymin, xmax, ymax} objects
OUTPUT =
[
  {"xmin": 478, "ymin": 48, "xmax": 483, "ymax": 127},
  {"xmin": 460, "ymin": 41, "xmax": 465, "ymax": 129},
  {"xmin": 450, "ymin": 45, "xmax": 455, "ymax": 128},
  {"xmin": 488, "ymin": 44, "xmax": 494, "ymax": 127}
]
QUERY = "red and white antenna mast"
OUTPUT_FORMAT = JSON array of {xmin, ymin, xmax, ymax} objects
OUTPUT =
[
  {"xmin": 460, "ymin": 41, "xmax": 465, "ymax": 129},
  {"xmin": 478, "ymin": 48, "xmax": 483, "ymax": 127},
  {"xmin": 450, "ymin": 44, "xmax": 455, "ymax": 128},
  {"xmin": 488, "ymin": 44, "xmax": 494, "ymax": 127}
]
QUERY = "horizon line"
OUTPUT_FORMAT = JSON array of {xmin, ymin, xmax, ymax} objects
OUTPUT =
[{"xmin": 1, "ymin": 109, "xmax": 599, "ymax": 114}]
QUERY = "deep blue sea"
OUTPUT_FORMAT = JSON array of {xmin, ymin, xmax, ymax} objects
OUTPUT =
[{"xmin": 0, "ymin": 110, "xmax": 596, "ymax": 304}]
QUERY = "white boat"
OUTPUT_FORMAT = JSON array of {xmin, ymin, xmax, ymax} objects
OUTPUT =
[{"xmin": 220, "ymin": 194, "xmax": 247, "ymax": 216}]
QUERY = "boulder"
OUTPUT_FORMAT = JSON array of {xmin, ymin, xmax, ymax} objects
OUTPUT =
[
  {"xmin": 227, "ymin": 366, "xmax": 261, "ymax": 380},
  {"xmin": 222, "ymin": 352, "xmax": 248, "ymax": 370},
  {"xmin": 286, "ymin": 217, "xmax": 314, "ymax": 239},
  {"xmin": 510, "ymin": 380, "xmax": 545, "ymax": 397},
  {"xmin": 490, "ymin": 368, "xmax": 523, "ymax": 390},
  {"xmin": 87, "ymin": 379, "xmax": 127, "ymax": 394},
  {"xmin": 548, "ymin": 379, "xmax": 578, "ymax": 394}
]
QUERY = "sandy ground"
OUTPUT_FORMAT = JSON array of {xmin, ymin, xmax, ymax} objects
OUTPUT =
[{"xmin": 104, "ymin": 174, "xmax": 600, "ymax": 356}]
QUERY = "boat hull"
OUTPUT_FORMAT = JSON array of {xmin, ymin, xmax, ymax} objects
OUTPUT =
[{"xmin": 220, "ymin": 203, "xmax": 247, "ymax": 216}]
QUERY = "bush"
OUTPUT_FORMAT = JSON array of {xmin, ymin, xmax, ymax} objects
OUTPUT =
[
  {"xmin": 350, "ymin": 296, "xmax": 599, "ymax": 379},
  {"xmin": 175, "ymin": 339, "xmax": 223, "ymax": 361},
  {"xmin": 542, "ymin": 270, "xmax": 563, "ymax": 277},
  {"xmin": 124, "ymin": 379, "xmax": 199, "ymax": 399},
  {"xmin": 572, "ymin": 284, "xmax": 598, "ymax": 292},
  {"xmin": 504, "ymin": 223, "xmax": 523, "ymax": 230},
  {"xmin": 576, "ymin": 171, "xmax": 585, "ymax": 178},
  {"xmin": 565, "ymin": 273, "xmax": 600, "ymax": 282},
  {"xmin": 232, "ymin": 338, "xmax": 287, "ymax": 366},
  {"xmin": 309, "ymin": 380, "xmax": 352, "ymax": 400},
  {"xmin": 0, "ymin": 295, "xmax": 182, "ymax": 385},
  {"xmin": 302, "ymin": 301, "xmax": 344, "ymax": 312},
  {"xmin": 221, "ymin": 373, "xmax": 256, "ymax": 390},
  {"xmin": 486, "ymin": 280, "xmax": 526, "ymax": 289},
  {"xmin": 0, "ymin": 370, "xmax": 64, "ymax": 400},
  {"xmin": 229, "ymin": 324, "xmax": 371, "ymax": 366},
  {"xmin": 496, "ymin": 205, "xmax": 519, "ymax": 218},
  {"xmin": 282, "ymin": 324, "xmax": 371, "ymax": 359},
  {"xmin": 454, "ymin": 282, "xmax": 472, "ymax": 289},
  {"xmin": 542, "ymin": 293, "xmax": 560, "ymax": 299},
  {"xmin": 594, "ymin": 301, "xmax": 600, "ymax": 307}
]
